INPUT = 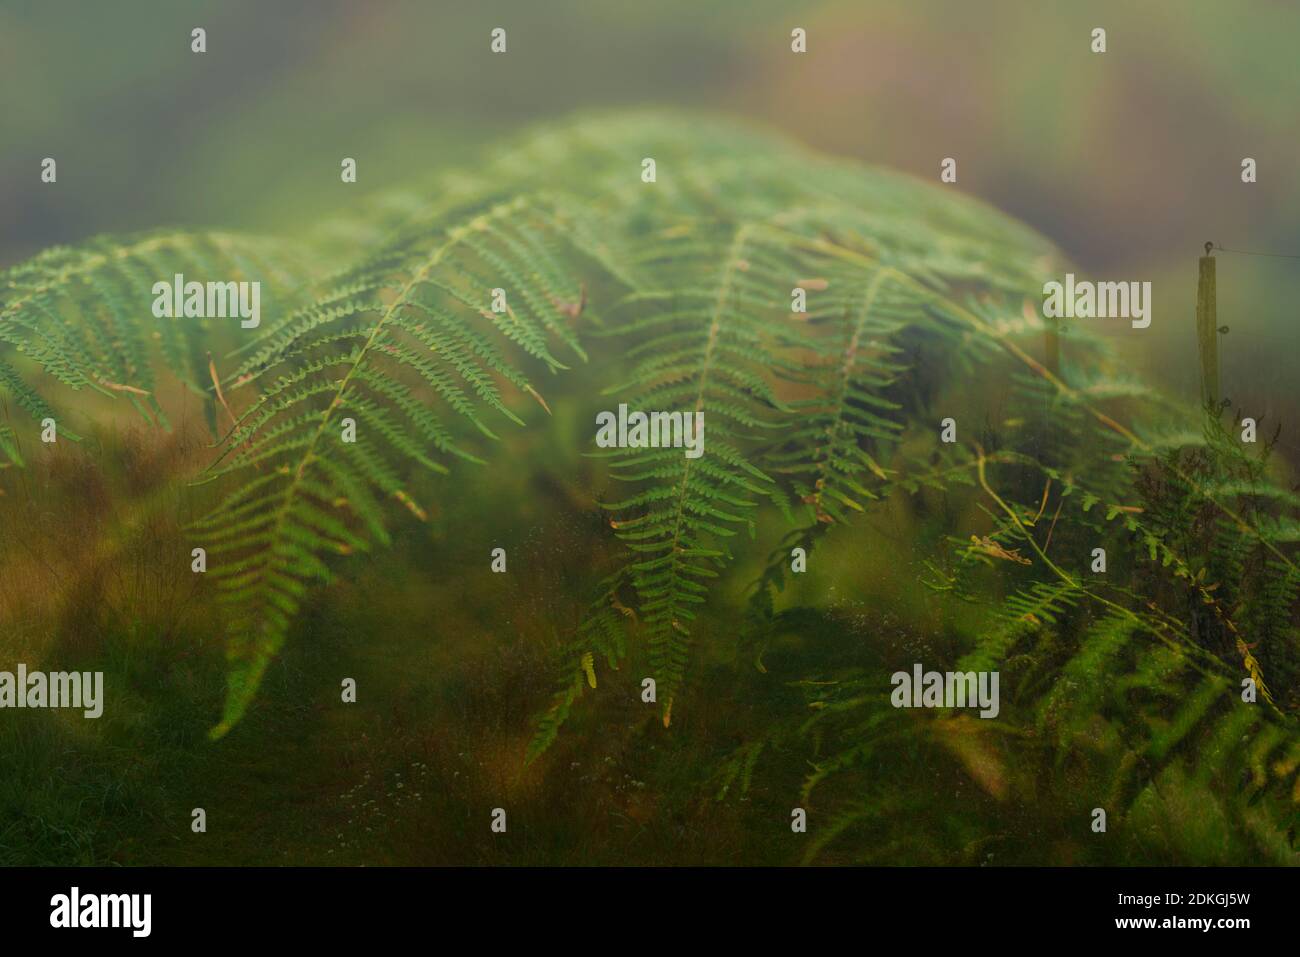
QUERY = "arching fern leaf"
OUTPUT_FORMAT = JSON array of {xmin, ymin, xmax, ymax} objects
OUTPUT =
[
  {"xmin": 195, "ymin": 193, "xmax": 594, "ymax": 736},
  {"xmin": 0, "ymin": 230, "xmax": 317, "ymax": 436}
]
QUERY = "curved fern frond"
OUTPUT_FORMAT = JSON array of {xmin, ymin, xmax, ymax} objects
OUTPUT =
[
  {"xmin": 196, "ymin": 193, "xmax": 595, "ymax": 736},
  {"xmin": 0, "ymin": 230, "xmax": 319, "ymax": 430},
  {"xmin": 763, "ymin": 270, "xmax": 907, "ymax": 525},
  {"xmin": 519, "ymin": 112, "xmax": 1071, "ymax": 751},
  {"xmin": 594, "ymin": 220, "xmax": 823, "ymax": 717}
]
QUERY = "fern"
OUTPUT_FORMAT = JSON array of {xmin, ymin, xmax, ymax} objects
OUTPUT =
[
  {"xmin": 193, "ymin": 192, "xmax": 594, "ymax": 736},
  {"xmin": 740, "ymin": 409, "xmax": 1300, "ymax": 862},
  {"xmin": 6, "ymin": 110, "xmax": 1295, "ymax": 778},
  {"xmin": 525, "ymin": 596, "xmax": 629, "ymax": 765},
  {"xmin": 0, "ymin": 231, "xmax": 318, "ymax": 438},
  {"xmin": 593, "ymin": 221, "xmax": 812, "ymax": 720},
  {"xmin": 522, "ymin": 114, "xmax": 1066, "ymax": 748}
]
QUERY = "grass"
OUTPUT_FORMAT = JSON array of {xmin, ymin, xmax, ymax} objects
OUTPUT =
[
  {"xmin": 0, "ymin": 407, "xmax": 798, "ymax": 866},
  {"xmin": 1, "ymin": 385, "xmax": 1295, "ymax": 867}
]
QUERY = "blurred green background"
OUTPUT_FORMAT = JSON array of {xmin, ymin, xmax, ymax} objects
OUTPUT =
[{"xmin": 3, "ymin": 0, "xmax": 1297, "ymax": 451}]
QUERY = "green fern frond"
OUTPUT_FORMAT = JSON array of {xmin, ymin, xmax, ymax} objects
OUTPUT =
[
  {"xmin": 0, "ymin": 230, "xmax": 317, "ymax": 431},
  {"xmin": 595, "ymin": 221, "xmax": 815, "ymax": 718},
  {"xmin": 197, "ymin": 193, "xmax": 596, "ymax": 737},
  {"xmin": 525, "ymin": 596, "xmax": 630, "ymax": 766}
]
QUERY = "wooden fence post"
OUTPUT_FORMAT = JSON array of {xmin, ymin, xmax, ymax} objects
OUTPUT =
[
  {"xmin": 1044, "ymin": 314, "xmax": 1059, "ymax": 377},
  {"xmin": 1197, "ymin": 243, "xmax": 1219, "ymax": 410}
]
